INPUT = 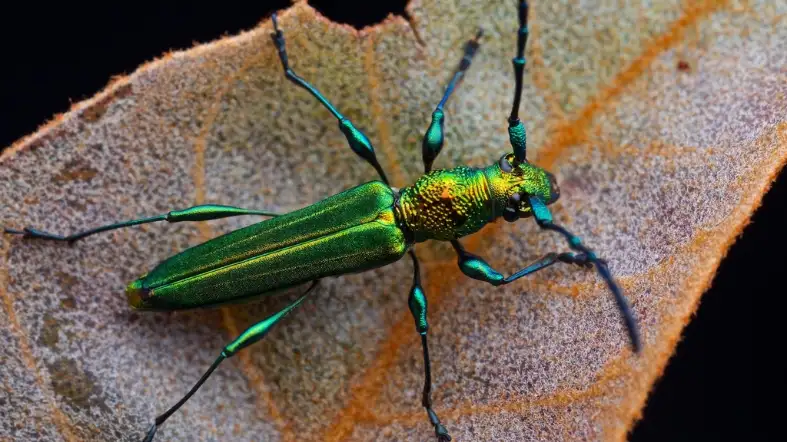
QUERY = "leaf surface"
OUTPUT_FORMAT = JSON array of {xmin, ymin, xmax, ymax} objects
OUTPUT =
[{"xmin": 2, "ymin": 1, "xmax": 785, "ymax": 441}]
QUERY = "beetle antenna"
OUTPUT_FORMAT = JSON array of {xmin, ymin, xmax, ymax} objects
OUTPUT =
[
  {"xmin": 538, "ymin": 221, "xmax": 642, "ymax": 353},
  {"xmin": 507, "ymin": 0, "xmax": 530, "ymax": 163}
]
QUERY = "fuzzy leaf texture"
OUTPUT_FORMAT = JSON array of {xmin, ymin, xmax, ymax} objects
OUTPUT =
[{"xmin": 1, "ymin": 1, "xmax": 785, "ymax": 441}]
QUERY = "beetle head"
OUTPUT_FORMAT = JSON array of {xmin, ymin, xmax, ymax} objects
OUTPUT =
[{"xmin": 485, "ymin": 153, "xmax": 560, "ymax": 222}]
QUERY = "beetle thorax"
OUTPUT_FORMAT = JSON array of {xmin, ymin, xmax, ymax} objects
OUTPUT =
[{"xmin": 395, "ymin": 166, "xmax": 494, "ymax": 243}]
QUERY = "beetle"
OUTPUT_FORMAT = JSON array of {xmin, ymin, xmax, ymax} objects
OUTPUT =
[{"xmin": 4, "ymin": 2, "xmax": 641, "ymax": 441}]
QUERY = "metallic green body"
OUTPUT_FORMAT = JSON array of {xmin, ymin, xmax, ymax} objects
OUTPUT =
[
  {"xmin": 127, "ymin": 181, "xmax": 407, "ymax": 310},
  {"xmin": 126, "ymin": 159, "xmax": 558, "ymax": 311},
  {"xmin": 397, "ymin": 166, "xmax": 493, "ymax": 242}
]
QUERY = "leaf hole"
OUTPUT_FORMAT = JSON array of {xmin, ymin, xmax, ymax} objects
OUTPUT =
[{"xmin": 308, "ymin": 0, "xmax": 411, "ymax": 29}]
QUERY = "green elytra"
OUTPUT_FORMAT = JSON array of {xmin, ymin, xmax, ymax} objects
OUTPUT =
[{"xmin": 3, "ymin": 2, "xmax": 641, "ymax": 441}]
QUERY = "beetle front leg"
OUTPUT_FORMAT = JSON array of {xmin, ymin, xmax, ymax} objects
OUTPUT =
[
  {"xmin": 451, "ymin": 239, "xmax": 591, "ymax": 287},
  {"xmin": 142, "ymin": 281, "xmax": 318, "ymax": 442},
  {"xmin": 3, "ymin": 204, "xmax": 281, "ymax": 244},
  {"xmin": 420, "ymin": 29, "xmax": 483, "ymax": 173},
  {"xmin": 406, "ymin": 250, "xmax": 452, "ymax": 441}
]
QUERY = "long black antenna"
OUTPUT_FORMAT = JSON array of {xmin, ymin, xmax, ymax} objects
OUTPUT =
[
  {"xmin": 508, "ymin": 0, "xmax": 530, "ymax": 163},
  {"xmin": 539, "ymin": 221, "xmax": 642, "ymax": 353}
]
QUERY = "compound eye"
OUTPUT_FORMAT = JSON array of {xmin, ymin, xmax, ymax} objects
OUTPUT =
[
  {"xmin": 499, "ymin": 155, "xmax": 514, "ymax": 173},
  {"xmin": 503, "ymin": 192, "xmax": 521, "ymax": 222},
  {"xmin": 507, "ymin": 192, "xmax": 521, "ymax": 208}
]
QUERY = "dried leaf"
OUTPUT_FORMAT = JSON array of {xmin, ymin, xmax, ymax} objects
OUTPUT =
[{"xmin": 2, "ymin": 1, "xmax": 785, "ymax": 441}]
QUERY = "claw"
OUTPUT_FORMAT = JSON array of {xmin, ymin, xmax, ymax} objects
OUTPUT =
[
  {"xmin": 435, "ymin": 423, "xmax": 452, "ymax": 441},
  {"xmin": 578, "ymin": 253, "xmax": 594, "ymax": 268},
  {"xmin": 557, "ymin": 252, "xmax": 593, "ymax": 268}
]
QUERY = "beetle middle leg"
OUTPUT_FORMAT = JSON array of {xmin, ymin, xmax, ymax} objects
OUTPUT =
[
  {"xmin": 3, "ymin": 204, "xmax": 281, "ymax": 244},
  {"xmin": 271, "ymin": 13, "xmax": 389, "ymax": 184},
  {"xmin": 406, "ymin": 250, "xmax": 452, "ymax": 441},
  {"xmin": 142, "ymin": 280, "xmax": 319, "ymax": 442},
  {"xmin": 403, "ymin": 25, "xmax": 487, "ymax": 442}
]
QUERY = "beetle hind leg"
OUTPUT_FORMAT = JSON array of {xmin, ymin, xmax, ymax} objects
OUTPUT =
[{"xmin": 140, "ymin": 281, "xmax": 318, "ymax": 441}]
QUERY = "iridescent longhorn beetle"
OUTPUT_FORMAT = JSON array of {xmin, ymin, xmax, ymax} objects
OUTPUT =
[{"xmin": 4, "ymin": 2, "xmax": 641, "ymax": 440}]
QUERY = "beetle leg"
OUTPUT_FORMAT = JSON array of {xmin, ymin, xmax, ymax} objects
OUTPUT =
[
  {"xmin": 420, "ymin": 29, "xmax": 483, "ymax": 173},
  {"xmin": 270, "ymin": 13, "xmax": 389, "ymax": 185},
  {"xmin": 451, "ymin": 239, "xmax": 590, "ymax": 287},
  {"xmin": 142, "ymin": 281, "xmax": 319, "ymax": 442},
  {"xmin": 452, "ymin": 226, "xmax": 642, "ymax": 352},
  {"xmin": 406, "ymin": 250, "xmax": 452, "ymax": 441},
  {"xmin": 3, "ymin": 204, "xmax": 281, "ymax": 244}
]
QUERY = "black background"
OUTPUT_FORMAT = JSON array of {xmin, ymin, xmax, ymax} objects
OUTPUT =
[{"xmin": 1, "ymin": 2, "xmax": 780, "ymax": 441}]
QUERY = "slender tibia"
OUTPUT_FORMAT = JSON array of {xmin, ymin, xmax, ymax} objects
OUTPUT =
[
  {"xmin": 508, "ymin": 0, "xmax": 530, "ymax": 163},
  {"xmin": 406, "ymin": 250, "xmax": 452, "ymax": 441},
  {"xmin": 451, "ymin": 240, "xmax": 591, "ymax": 287},
  {"xmin": 3, "ymin": 204, "xmax": 281, "ymax": 244},
  {"xmin": 270, "ymin": 13, "xmax": 389, "ymax": 184},
  {"xmin": 421, "ymin": 29, "xmax": 483, "ymax": 173},
  {"xmin": 142, "ymin": 281, "xmax": 318, "ymax": 442}
]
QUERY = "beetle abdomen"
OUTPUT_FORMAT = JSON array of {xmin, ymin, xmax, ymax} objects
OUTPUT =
[
  {"xmin": 396, "ymin": 166, "xmax": 493, "ymax": 242},
  {"xmin": 127, "ymin": 181, "xmax": 407, "ymax": 310}
]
